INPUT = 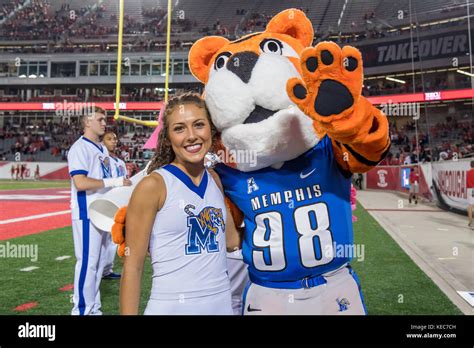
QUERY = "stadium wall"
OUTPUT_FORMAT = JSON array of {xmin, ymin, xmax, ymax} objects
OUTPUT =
[
  {"xmin": 366, "ymin": 159, "xmax": 472, "ymax": 213},
  {"xmin": 366, "ymin": 165, "xmax": 432, "ymax": 201},
  {"xmin": 0, "ymin": 162, "xmax": 69, "ymax": 180}
]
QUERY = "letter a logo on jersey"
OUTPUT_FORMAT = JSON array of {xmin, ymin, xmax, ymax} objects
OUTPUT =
[
  {"xmin": 185, "ymin": 206, "xmax": 225, "ymax": 255},
  {"xmin": 247, "ymin": 177, "xmax": 259, "ymax": 194}
]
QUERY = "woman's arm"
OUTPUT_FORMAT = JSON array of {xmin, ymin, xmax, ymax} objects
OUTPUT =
[
  {"xmin": 209, "ymin": 169, "xmax": 243, "ymax": 252},
  {"xmin": 224, "ymin": 198, "xmax": 244, "ymax": 252},
  {"xmin": 72, "ymin": 174, "xmax": 132, "ymax": 191},
  {"xmin": 120, "ymin": 173, "xmax": 165, "ymax": 315}
]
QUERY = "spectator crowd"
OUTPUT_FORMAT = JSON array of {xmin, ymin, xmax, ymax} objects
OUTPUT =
[
  {"xmin": 381, "ymin": 115, "xmax": 473, "ymax": 165},
  {"xmin": 0, "ymin": 116, "xmax": 155, "ymax": 165}
]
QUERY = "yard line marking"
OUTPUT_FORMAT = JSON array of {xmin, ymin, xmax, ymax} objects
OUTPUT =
[
  {"xmin": 0, "ymin": 210, "xmax": 71, "ymax": 225},
  {"xmin": 14, "ymin": 302, "xmax": 38, "ymax": 312},
  {"xmin": 59, "ymin": 284, "xmax": 74, "ymax": 292},
  {"xmin": 20, "ymin": 266, "xmax": 39, "ymax": 272},
  {"xmin": 438, "ymin": 257, "xmax": 456, "ymax": 260},
  {"xmin": 55, "ymin": 255, "xmax": 71, "ymax": 261},
  {"xmin": 0, "ymin": 186, "xmax": 69, "ymax": 192},
  {"xmin": 0, "ymin": 194, "xmax": 68, "ymax": 200},
  {"xmin": 437, "ymin": 228, "xmax": 449, "ymax": 231},
  {"xmin": 457, "ymin": 291, "xmax": 474, "ymax": 307}
]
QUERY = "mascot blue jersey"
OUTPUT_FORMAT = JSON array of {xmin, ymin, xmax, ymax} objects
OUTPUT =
[{"xmin": 215, "ymin": 136, "xmax": 353, "ymax": 287}]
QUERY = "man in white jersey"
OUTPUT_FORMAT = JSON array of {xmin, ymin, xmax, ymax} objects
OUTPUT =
[
  {"xmin": 68, "ymin": 107, "xmax": 131, "ymax": 315},
  {"xmin": 100, "ymin": 131, "xmax": 128, "ymax": 280}
]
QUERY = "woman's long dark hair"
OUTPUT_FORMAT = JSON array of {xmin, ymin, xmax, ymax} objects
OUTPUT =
[{"xmin": 146, "ymin": 93, "xmax": 218, "ymax": 174}]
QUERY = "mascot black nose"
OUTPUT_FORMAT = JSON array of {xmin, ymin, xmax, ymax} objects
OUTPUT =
[{"xmin": 226, "ymin": 51, "xmax": 258, "ymax": 84}]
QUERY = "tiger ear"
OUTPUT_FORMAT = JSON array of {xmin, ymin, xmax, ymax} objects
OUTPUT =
[
  {"xmin": 189, "ymin": 36, "xmax": 231, "ymax": 83},
  {"xmin": 266, "ymin": 9, "xmax": 314, "ymax": 48}
]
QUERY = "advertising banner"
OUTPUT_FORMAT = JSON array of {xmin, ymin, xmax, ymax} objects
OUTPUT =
[
  {"xmin": 432, "ymin": 159, "xmax": 472, "ymax": 212},
  {"xmin": 359, "ymin": 29, "xmax": 474, "ymax": 67}
]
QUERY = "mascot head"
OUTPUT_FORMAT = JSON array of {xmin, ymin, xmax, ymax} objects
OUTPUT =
[{"xmin": 189, "ymin": 9, "xmax": 320, "ymax": 171}]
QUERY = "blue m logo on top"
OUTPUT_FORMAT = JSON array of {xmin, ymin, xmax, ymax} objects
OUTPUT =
[
  {"xmin": 185, "ymin": 216, "xmax": 219, "ymax": 255},
  {"xmin": 184, "ymin": 206, "xmax": 225, "ymax": 255}
]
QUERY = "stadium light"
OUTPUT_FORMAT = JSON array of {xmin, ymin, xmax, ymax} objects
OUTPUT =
[
  {"xmin": 18, "ymin": 74, "xmax": 44, "ymax": 79},
  {"xmin": 456, "ymin": 69, "xmax": 474, "ymax": 78},
  {"xmin": 385, "ymin": 76, "xmax": 406, "ymax": 84}
]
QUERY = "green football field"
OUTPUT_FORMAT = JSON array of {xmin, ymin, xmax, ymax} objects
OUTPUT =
[
  {"xmin": 0, "ymin": 183, "xmax": 462, "ymax": 315},
  {"xmin": 0, "ymin": 227, "xmax": 153, "ymax": 315},
  {"xmin": 0, "ymin": 179, "xmax": 70, "ymax": 190}
]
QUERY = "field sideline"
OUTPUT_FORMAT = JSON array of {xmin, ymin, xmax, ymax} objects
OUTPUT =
[
  {"xmin": 0, "ymin": 179, "xmax": 70, "ymax": 191},
  {"xmin": 0, "ymin": 181, "xmax": 462, "ymax": 315}
]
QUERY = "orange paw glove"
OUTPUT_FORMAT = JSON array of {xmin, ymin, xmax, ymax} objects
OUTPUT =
[
  {"xmin": 111, "ymin": 206, "xmax": 127, "ymax": 257},
  {"xmin": 287, "ymin": 41, "xmax": 388, "ymax": 146}
]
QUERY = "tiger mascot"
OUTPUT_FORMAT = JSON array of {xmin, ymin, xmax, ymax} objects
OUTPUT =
[
  {"xmin": 112, "ymin": 8, "xmax": 389, "ymax": 315},
  {"xmin": 188, "ymin": 8, "xmax": 389, "ymax": 315}
]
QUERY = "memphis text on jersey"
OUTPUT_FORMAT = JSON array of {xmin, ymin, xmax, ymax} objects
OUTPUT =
[{"xmin": 249, "ymin": 181, "xmax": 322, "ymax": 211}]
